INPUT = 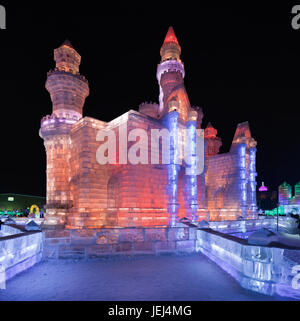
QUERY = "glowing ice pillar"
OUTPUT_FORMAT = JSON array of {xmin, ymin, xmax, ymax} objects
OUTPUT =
[
  {"xmin": 184, "ymin": 115, "xmax": 199, "ymax": 224},
  {"xmin": 238, "ymin": 144, "xmax": 248, "ymax": 219},
  {"xmin": 249, "ymin": 147, "xmax": 258, "ymax": 217},
  {"xmin": 163, "ymin": 110, "xmax": 180, "ymax": 227}
]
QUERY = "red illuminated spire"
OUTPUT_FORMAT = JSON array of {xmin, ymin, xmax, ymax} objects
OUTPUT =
[
  {"xmin": 204, "ymin": 122, "xmax": 222, "ymax": 156},
  {"xmin": 163, "ymin": 26, "xmax": 179, "ymax": 45},
  {"xmin": 204, "ymin": 122, "xmax": 218, "ymax": 139},
  {"xmin": 160, "ymin": 26, "xmax": 181, "ymax": 61}
]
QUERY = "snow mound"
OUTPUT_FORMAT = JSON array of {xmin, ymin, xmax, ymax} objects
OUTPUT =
[
  {"xmin": 4, "ymin": 217, "xmax": 16, "ymax": 225},
  {"xmin": 199, "ymin": 220, "xmax": 209, "ymax": 228},
  {"xmin": 247, "ymin": 228, "xmax": 278, "ymax": 245},
  {"xmin": 25, "ymin": 220, "xmax": 41, "ymax": 231}
]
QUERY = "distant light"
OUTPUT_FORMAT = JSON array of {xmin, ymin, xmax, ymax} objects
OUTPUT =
[
  {"xmin": 7, "ymin": 197, "xmax": 14, "ymax": 202},
  {"xmin": 259, "ymin": 182, "xmax": 268, "ymax": 192}
]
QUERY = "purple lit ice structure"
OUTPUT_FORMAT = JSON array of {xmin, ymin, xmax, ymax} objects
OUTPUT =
[{"xmin": 258, "ymin": 182, "xmax": 268, "ymax": 192}]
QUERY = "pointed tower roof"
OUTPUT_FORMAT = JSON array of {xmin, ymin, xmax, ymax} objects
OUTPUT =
[
  {"xmin": 160, "ymin": 26, "xmax": 181, "ymax": 62},
  {"xmin": 231, "ymin": 121, "xmax": 257, "ymax": 149},
  {"xmin": 60, "ymin": 39, "xmax": 74, "ymax": 49},
  {"xmin": 163, "ymin": 26, "xmax": 179, "ymax": 45},
  {"xmin": 204, "ymin": 122, "xmax": 218, "ymax": 138},
  {"xmin": 233, "ymin": 121, "xmax": 251, "ymax": 139}
]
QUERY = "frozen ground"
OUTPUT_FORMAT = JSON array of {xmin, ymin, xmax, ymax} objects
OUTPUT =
[
  {"xmin": 278, "ymin": 232, "xmax": 300, "ymax": 247},
  {"xmin": 0, "ymin": 254, "xmax": 295, "ymax": 301}
]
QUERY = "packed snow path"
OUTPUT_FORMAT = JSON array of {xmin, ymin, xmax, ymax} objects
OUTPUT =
[{"xmin": 0, "ymin": 254, "xmax": 294, "ymax": 301}]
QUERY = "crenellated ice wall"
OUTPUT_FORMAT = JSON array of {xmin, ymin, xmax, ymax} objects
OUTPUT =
[
  {"xmin": 196, "ymin": 228, "xmax": 300, "ymax": 299},
  {"xmin": 0, "ymin": 225, "xmax": 43, "ymax": 289}
]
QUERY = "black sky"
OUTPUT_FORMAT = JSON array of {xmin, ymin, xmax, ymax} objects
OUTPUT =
[{"xmin": 0, "ymin": 2, "xmax": 299, "ymax": 196}]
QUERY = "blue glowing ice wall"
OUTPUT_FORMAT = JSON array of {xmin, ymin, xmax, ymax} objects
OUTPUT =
[
  {"xmin": 163, "ymin": 110, "xmax": 180, "ymax": 227},
  {"xmin": 248, "ymin": 147, "xmax": 257, "ymax": 217},
  {"xmin": 184, "ymin": 118, "xmax": 199, "ymax": 223},
  {"xmin": 197, "ymin": 227, "xmax": 300, "ymax": 299},
  {"xmin": 238, "ymin": 143, "xmax": 248, "ymax": 218},
  {"xmin": 0, "ymin": 225, "xmax": 43, "ymax": 287}
]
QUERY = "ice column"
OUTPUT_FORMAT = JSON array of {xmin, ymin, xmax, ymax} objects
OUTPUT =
[
  {"xmin": 238, "ymin": 143, "xmax": 248, "ymax": 218},
  {"xmin": 163, "ymin": 110, "xmax": 180, "ymax": 227},
  {"xmin": 249, "ymin": 147, "xmax": 258, "ymax": 217},
  {"xmin": 185, "ymin": 114, "xmax": 199, "ymax": 223}
]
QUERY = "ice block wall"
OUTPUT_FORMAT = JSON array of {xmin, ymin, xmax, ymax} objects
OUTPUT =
[{"xmin": 196, "ymin": 228, "xmax": 300, "ymax": 298}]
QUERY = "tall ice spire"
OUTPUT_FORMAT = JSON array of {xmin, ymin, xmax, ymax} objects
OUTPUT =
[
  {"xmin": 163, "ymin": 26, "xmax": 179, "ymax": 45},
  {"xmin": 157, "ymin": 26, "xmax": 191, "ymax": 121},
  {"xmin": 160, "ymin": 26, "xmax": 181, "ymax": 62}
]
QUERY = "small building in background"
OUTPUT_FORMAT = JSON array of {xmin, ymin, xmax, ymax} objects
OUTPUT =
[
  {"xmin": 257, "ymin": 182, "xmax": 277, "ymax": 212},
  {"xmin": 0, "ymin": 194, "xmax": 46, "ymax": 216},
  {"xmin": 263, "ymin": 182, "xmax": 300, "ymax": 216}
]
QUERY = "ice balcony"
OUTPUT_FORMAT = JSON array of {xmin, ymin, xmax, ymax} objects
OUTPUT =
[
  {"xmin": 0, "ymin": 223, "xmax": 43, "ymax": 289},
  {"xmin": 196, "ymin": 222, "xmax": 300, "ymax": 299}
]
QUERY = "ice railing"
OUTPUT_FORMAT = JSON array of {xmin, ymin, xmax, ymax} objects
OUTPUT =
[
  {"xmin": 0, "ymin": 224, "xmax": 43, "ymax": 289},
  {"xmin": 196, "ymin": 226, "xmax": 300, "ymax": 299},
  {"xmin": 208, "ymin": 218, "xmax": 275, "ymax": 233},
  {"xmin": 207, "ymin": 217, "xmax": 298, "ymax": 234}
]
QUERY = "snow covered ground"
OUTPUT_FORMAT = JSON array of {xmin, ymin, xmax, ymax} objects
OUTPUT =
[
  {"xmin": 0, "ymin": 254, "xmax": 295, "ymax": 301},
  {"xmin": 278, "ymin": 232, "xmax": 300, "ymax": 247}
]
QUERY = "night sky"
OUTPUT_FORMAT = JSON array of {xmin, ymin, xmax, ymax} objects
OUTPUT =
[{"xmin": 0, "ymin": 2, "xmax": 299, "ymax": 196}]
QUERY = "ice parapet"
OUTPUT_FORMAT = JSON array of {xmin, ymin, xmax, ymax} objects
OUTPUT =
[
  {"xmin": 199, "ymin": 220, "xmax": 209, "ymax": 228},
  {"xmin": 196, "ymin": 228, "xmax": 286, "ymax": 296},
  {"xmin": 25, "ymin": 220, "xmax": 41, "ymax": 231},
  {"xmin": 4, "ymin": 217, "xmax": 16, "ymax": 225},
  {"xmin": 247, "ymin": 228, "xmax": 278, "ymax": 246}
]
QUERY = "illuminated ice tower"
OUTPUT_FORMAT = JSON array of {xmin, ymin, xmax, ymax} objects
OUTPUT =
[
  {"xmin": 157, "ymin": 26, "xmax": 191, "ymax": 121},
  {"xmin": 40, "ymin": 40, "xmax": 89, "ymax": 227},
  {"xmin": 157, "ymin": 27, "xmax": 200, "ymax": 225},
  {"xmin": 278, "ymin": 182, "xmax": 292, "ymax": 206}
]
